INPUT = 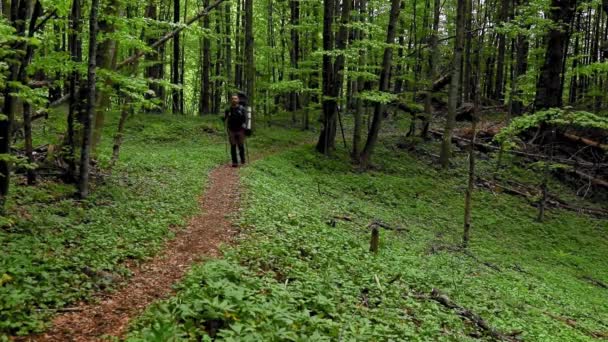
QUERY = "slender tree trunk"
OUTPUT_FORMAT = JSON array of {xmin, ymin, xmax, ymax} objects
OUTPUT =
[
  {"xmin": 569, "ymin": 13, "xmax": 581, "ymax": 105},
  {"xmin": 353, "ymin": 0, "xmax": 368, "ymax": 159},
  {"xmin": 234, "ymin": 0, "xmax": 242, "ymax": 88},
  {"xmin": 421, "ymin": 0, "xmax": 440, "ymax": 139},
  {"xmin": 66, "ymin": 0, "xmax": 82, "ymax": 183},
  {"xmin": 534, "ymin": 0, "xmax": 576, "ymax": 110},
  {"xmin": 172, "ymin": 0, "xmax": 181, "ymax": 114},
  {"xmin": 19, "ymin": 0, "xmax": 42, "ymax": 185},
  {"xmin": 439, "ymin": 0, "xmax": 466, "ymax": 168},
  {"xmin": 92, "ymin": 0, "xmax": 121, "ymax": 149},
  {"xmin": 213, "ymin": 8, "xmax": 223, "ymax": 114},
  {"xmin": 0, "ymin": 0, "xmax": 28, "ymax": 209},
  {"xmin": 289, "ymin": 0, "xmax": 300, "ymax": 116},
  {"xmin": 316, "ymin": 0, "xmax": 337, "ymax": 154},
  {"xmin": 358, "ymin": 0, "xmax": 401, "ymax": 167},
  {"xmin": 224, "ymin": 1, "xmax": 232, "ymax": 95},
  {"xmin": 200, "ymin": 0, "xmax": 211, "ymax": 114},
  {"xmin": 244, "ymin": 0, "xmax": 254, "ymax": 125},
  {"xmin": 78, "ymin": 0, "xmax": 100, "ymax": 199},
  {"xmin": 494, "ymin": 0, "xmax": 510, "ymax": 101},
  {"xmin": 511, "ymin": 0, "xmax": 529, "ymax": 116}
]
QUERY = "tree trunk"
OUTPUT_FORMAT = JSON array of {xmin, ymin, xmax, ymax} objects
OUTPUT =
[
  {"xmin": 316, "ymin": 0, "xmax": 337, "ymax": 154},
  {"xmin": 358, "ymin": 0, "xmax": 401, "ymax": 167},
  {"xmin": 144, "ymin": 0, "xmax": 163, "ymax": 111},
  {"xmin": 289, "ymin": 0, "xmax": 300, "ymax": 115},
  {"xmin": 421, "ymin": 0, "xmax": 441, "ymax": 139},
  {"xmin": 244, "ymin": 0, "xmax": 254, "ymax": 125},
  {"xmin": 78, "ymin": 0, "xmax": 100, "ymax": 199},
  {"xmin": 494, "ymin": 0, "xmax": 510, "ymax": 102},
  {"xmin": 439, "ymin": 0, "xmax": 466, "ymax": 168},
  {"xmin": 200, "ymin": 0, "xmax": 211, "ymax": 114},
  {"xmin": 0, "ymin": 0, "xmax": 28, "ymax": 209},
  {"xmin": 511, "ymin": 0, "xmax": 529, "ymax": 116},
  {"xmin": 20, "ymin": 0, "xmax": 42, "ymax": 185},
  {"xmin": 224, "ymin": 1, "xmax": 232, "ymax": 95},
  {"xmin": 66, "ymin": 0, "xmax": 83, "ymax": 183},
  {"xmin": 352, "ymin": 0, "xmax": 368, "ymax": 159},
  {"xmin": 534, "ymin": 0, "xmax": 576, "ymax": 110},
  {"xmin": 92, "ymin": 0, "xmax": 121, "ymax": 149},
  {"xmin": 172, "ymin": 0, "xmax": 181, "ymax": 114}
]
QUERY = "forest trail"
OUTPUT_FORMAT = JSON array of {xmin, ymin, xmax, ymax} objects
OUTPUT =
[{"xmin": 33, "ymin": 164, "xmax": 241, "ymax": 341}]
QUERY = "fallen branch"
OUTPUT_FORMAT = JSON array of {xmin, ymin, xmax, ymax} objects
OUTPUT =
[
  {"xmin": 545, "ymin": 312, "xmax": 608, "ymax": 339},
  {"xmin": 430, "ymin": 288, "xmax": 521, "ymax": 341},
  {"xmin": 477, "ymin": 177, "xmax": 608, "ymax": 218},
  {"xmin": 563, "ymin": 133, "xmax": 608, "ymax": 152},
  {"xmin": 462, "ymin": 249, "xmax": 502, "ymax": 272},
  {"xmin": 428, "ymin": 129, "xmax": 608, "ymax": 168},
  {"xmin": 581, "ymin": 275, "xmax": 608, "ymax": 289}
]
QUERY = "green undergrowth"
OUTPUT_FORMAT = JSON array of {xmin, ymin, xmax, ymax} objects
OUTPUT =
[
  {"xmin": 1, "ymin": 112, "xmax": 311, "ymax": 337},
  {"xmin": 126, "ymin": 138, "xmax": 607, "ymax": 341}
]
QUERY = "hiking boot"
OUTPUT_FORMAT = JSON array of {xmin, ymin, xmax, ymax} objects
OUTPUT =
[{"xmin": 231, "ymin": 163, "xmax": 238, "ymax": 168}]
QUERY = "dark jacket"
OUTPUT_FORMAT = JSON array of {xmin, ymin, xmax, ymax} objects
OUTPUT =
[{"xmin": 224, "ymin": 105, "xmax": 247, "ymax": 132}]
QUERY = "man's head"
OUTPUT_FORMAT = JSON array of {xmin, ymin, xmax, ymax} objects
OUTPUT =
[{"xmin": 231, "ymin": 94, "xmax": 240, "ymax": 107}]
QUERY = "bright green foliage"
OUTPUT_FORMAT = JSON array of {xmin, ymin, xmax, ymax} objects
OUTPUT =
[
  {"xmin": 126, "ymin": 140, "xmax": 607, "ymax": 340},
  {"xmin": 495, "ymin": 108, "xmax": 608, "ymax": 148}
]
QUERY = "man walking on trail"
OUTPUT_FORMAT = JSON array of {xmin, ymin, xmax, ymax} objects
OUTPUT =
[{"xmin": 223, "ymin": 94, "xmax": 247, "ymax": 167}]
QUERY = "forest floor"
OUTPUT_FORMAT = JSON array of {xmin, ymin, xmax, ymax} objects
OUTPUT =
[
  {"xmin": 33, "ymin": 164, "xmax": 240, "ymax": 341},
  {"xmin": 2, "ymin": 111, "xmax": 607, "ymax": 341}
]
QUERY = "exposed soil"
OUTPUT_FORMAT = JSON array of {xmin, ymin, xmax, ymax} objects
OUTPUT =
[{"xmin": 30, "ymin": 164, "xmax": 241, "ymax": 341}]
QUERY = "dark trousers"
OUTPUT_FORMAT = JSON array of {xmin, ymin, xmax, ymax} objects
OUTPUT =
[{"xmin": 229, "ymin": 129, "xmax": 246, "ymax": 164}]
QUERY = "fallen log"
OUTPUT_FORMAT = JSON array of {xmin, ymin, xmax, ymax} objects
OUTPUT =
[
  {"xmin": 430, "ymin": 288, "xmax": 521, "ymax": 341},
  {"xmin": 429, "ymin": 128, "xmax": 608, "ymax": 168},
  {"xmin": 563, "ymin": 133, "xmax": 608, "ymax": 152},
  {"xmin": 477, "ymin": 177, "xmax": 608, "ymax": 218},
  {"xmin": 581, "ymin": 275, "xmax": 608, "ymax": 289}
]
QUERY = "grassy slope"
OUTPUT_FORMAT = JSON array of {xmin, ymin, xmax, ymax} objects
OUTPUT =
[
  {"xmin": 1, "ymin": 112, "xmax": 231, "ymax": 336},
  {"xmin": 126, "ymin": 131, "xmax": 607, "ymax": 341}
]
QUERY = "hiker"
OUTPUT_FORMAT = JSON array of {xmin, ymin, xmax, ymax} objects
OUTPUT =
[{"xmin": 223, "ymin": 94, "xmax": 247, "ymax": 167}]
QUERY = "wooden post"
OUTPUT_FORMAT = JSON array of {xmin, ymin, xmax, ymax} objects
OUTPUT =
[{"xmin": 370, "ymin": 226, "xmax": 379, "ymax": 253}]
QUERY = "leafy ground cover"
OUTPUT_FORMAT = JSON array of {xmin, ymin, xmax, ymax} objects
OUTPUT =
[
  {"xmin": 0, "ymin": 112, "xmax": 313, "ymax": 337},
  {"xmin": 126, "ymin": 135, "xmax": 607, "ymax": 341}
]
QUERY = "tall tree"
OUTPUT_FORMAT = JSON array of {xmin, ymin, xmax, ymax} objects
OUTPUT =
[
  {"xmin": 1, "ymin": 0, "xmax": 29, "ymax": 209},
  {"xmin": 200, "ymin": 0, "xmax": 211, "ymax": 115},
  {"xmin": 244, "ymin": 0, "xmax": 254, "ymax": 123},
  {"xmin": 358, "ymin": 0, "xmax": 402, "ymax": 167},
  {"xmin": 172, "ymin": 0, "xmax": 182, "ymax": 114},
  {"xmin": 439, "ymin": 0, "xmax": 467, "ymax": 168},
  {"xmin": 534, "ymin": 0, "xmax": 576, "ymax": 110},
  {"xmin": 78, "ymin": 0, "xmax": 100, "ymax": 198}
]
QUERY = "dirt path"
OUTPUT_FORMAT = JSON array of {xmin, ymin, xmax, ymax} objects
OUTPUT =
[{"xmin": 32, "ymin": 164, "xmax": 241, "ymax": 341}]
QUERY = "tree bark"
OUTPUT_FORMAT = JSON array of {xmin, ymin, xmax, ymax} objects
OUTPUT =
[
  {"xmin": 289, "ymin": 0, "xmax": 300, "ymax": 115},
  {"xmin": 244, "ymin": 0, "xmax": 254, "ymax": 125},
  {"xmin": 439, "ymin": 0, "xmax": 466, "ymax": 168},
  {"xmin": 172, "ymin": 0, "xmax": 181, "ymax": 114},
  {"xmin": 0, "ymin": 0, "xmax": 28, "ymax": 209},
  {"xmin": 92, "ymin": 0, "xmax": 121, "ymax": 149},
  {"xmin": 78, "ymin": 0, "xmax": 100, "ymax": 199},
  {"xmin": 200, "ymin": 0, "xmax": 211, "ymax": 114},
  {"xmin": 358, "ymin": 0, "xmax": 401, "ymax": 167},
  {"xmin": 534, "ymin": 0, "xmax": 576, "ymax": 110},
  {"xmin": 316, "ymin": 0, "xmax": 337, "ymax": 154}
]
